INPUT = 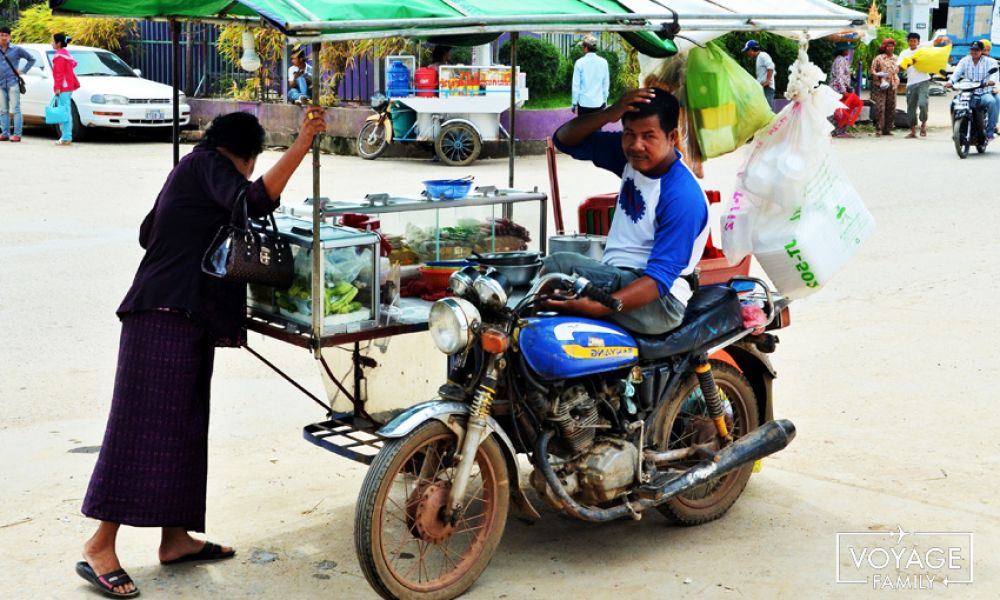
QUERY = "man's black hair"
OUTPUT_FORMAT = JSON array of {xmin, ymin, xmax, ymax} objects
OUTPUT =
[
  {"xmin": 621, "ymin": 90, "xmax": 680, "ymax": 133},
  {"xmin": 0, "ymin": 26, "xmax": 11, "ymax": 35},
  {"xmin": 907, "ymin": 32, "xmax": 920, "ymax": 41},
  {"xmin": 431, "ymin": 45, "xmax": 452, "ymax": 63},
  {"xmin": 199, "ymin": 111, "xmax": 266, "ymax": 161}
]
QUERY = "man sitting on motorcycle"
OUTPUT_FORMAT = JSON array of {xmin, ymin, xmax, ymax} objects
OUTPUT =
[
  {"xmin": 542, "ymin": 88, "xmax": 709, "ymax": 335},
  {"xmin": 946, "ymin": 40, "xmax": 999, "ymax": 140}
]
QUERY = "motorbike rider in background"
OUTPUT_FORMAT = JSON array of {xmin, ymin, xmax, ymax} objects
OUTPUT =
[
  {"xmin": 946, "ymin": 40, "xmax": 999, "ymax": 140},
  {"xmin": 542, "ymin": 88, "xmax": 709, "ymax": 335}
]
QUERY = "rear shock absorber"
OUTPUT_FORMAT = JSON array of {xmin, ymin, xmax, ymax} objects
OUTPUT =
[{"xmin": 694, "ymin": 360, "xmax": 730, "ymax": 439}]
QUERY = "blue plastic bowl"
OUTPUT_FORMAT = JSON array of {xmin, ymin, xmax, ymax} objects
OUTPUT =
[{"xmin": 423, "ymin": 179, "xmax": 473, "ymax": 200}]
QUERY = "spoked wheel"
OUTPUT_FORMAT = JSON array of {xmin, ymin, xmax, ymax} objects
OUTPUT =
[
  {"xmin": 355, "ymin": 420, "xmax": 509, "ymax": 600},
  {"xmin": 653, "ymin": 361, "xmax": 759, "ymax": 525},
  {"xmin": 435, "ymin": 122, "xmax": 481, "ymax": 166},
  {"xmin": 954, "ymin": 119, "xmax": 970, "ymax": 159},
  {"xmin": 358, "ymin": 120, "xmax": 389, "ymax": 160}
]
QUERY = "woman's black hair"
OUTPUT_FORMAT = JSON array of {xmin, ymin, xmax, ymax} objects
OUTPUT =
[
  {"xmin": 621, "ymin": 89, "xmax": 680, "ymax": 133},
  {"xmin": 53, "ymin": 32, "xmax": 71, "ymax": 47},
  {"xmin": 199, "ymin": 111, "xmax": 266, "ymax": 161},
  {"xmin": 431, "ymin": 45, "xmax": 453, "ymax": 64}
]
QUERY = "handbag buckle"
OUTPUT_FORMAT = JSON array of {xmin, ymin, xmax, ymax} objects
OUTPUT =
[{"xmin": 259, "ymin": 246, "xmax": 272, "ymax": 266}]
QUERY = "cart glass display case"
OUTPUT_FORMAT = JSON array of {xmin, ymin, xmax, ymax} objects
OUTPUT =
[{"xmin": 248, "ymin": 216, "xmax": 380, "ymax": 336}]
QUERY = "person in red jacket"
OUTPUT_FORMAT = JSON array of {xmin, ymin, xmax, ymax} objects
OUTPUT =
[{"xmin": 51, "ymin": 32, "xmax": 80, "ymax": 145}]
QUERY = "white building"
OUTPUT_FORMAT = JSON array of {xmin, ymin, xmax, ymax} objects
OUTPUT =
[{"xmin": 885, "ymin": 0, "xmax": 940, "ymax": 34}]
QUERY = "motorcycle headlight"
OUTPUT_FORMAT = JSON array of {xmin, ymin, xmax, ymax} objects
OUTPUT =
[
  {"xmin": 370, "ymin": 92, "xmax": 387, "ymax": 108},
  {"xmin": 91, "ymin": 94, "xmax": 129, "ymax": 105},
  {"xmin": 429, "ymin": 298, "xmax": 480, "ymax": 355},
  {"xmin": 448, "ymin": 266, "xmax": 480, "ymax": 298},
  {"xmin": 473, "ymin": 270, "xmax": 509, "ymax": 309}
]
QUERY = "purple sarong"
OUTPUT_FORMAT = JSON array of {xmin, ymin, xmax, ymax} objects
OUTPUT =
[{"xmin": 82, "ymin": 310, "xmax": 215, "ymax": 532}]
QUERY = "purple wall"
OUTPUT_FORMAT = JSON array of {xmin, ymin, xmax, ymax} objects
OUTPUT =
[{"xmin": 501, "ymin": 108, "xmax": 622, "ymax": 141}]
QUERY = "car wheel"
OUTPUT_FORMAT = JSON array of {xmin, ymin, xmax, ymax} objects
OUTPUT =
[{"xmin": 70, "ymin": 101, "xmax": 87, "ymax": 142}]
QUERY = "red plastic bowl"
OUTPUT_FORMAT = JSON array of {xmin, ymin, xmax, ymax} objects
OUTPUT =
[{"xmin": 418, "ymin": 265, "xmax": 460, "ymax": 291}]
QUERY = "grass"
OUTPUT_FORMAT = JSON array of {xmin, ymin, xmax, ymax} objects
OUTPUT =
[{"xmin": 523, "ymin": 93, "xmax": 572, "ymax": 110}]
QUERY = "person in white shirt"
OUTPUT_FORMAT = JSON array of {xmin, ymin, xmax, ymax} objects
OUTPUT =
[
  {"xmin": 287, "ymin": 47, "xmax": 312, "ymax": 105},
  {"xmin": 572, "ymin": 35, "xmax": 610, "ymax": 116},
  {"xmin": 898, "ymin": 32, "xmax": 930, "ymax": 138},
  {"xmin": 742, "ymin": 39, "xmax": 775, "ymax": 109}
]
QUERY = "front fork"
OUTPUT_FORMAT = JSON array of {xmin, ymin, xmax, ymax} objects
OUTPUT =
[{"xmin": 445, "ymin": 353, "xmax": 502, "ymax": 522}]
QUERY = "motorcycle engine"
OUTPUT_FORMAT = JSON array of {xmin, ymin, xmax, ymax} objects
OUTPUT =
[
  {"xmin": 548, "ymin": 385, "xmax": 600, "ymax": 455},
  {"xmin": 531, "ymin": 438, "xmax": 639, "ymax": 507}
]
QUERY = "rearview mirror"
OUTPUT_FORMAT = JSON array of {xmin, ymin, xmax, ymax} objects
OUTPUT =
[{"xmin": 133, "ymin": 68, "xmax": 142, "ymax": 77}]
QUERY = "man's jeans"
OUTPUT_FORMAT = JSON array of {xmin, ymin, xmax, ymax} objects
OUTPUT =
[
  {"xmin": 0, "ymin": 84, "xmax": 22, "ymax": 136},
  {"xmin": 763, "ymin": 86, "xmax": 775, "ymax": 111},
  {"xmin": 288, "ymin": 77, "xmax": 308, "ymax": 102},
  {"xmin": 540, "ymin": 252, "xmax": 686, "ymax": 335},
  {"xmin": 971, "ymin": 92, "xmax": 999, "ymax": 135}
]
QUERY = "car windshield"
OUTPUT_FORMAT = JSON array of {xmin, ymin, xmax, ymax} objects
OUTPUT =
[{"xmin": 46, "ymin": 50, "xmax": 136, "ymax": 77}]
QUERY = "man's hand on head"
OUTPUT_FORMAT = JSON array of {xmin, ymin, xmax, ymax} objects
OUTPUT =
[{"xmin": 605, "ymin": 88, "xmax": 656, "ymax": 122}]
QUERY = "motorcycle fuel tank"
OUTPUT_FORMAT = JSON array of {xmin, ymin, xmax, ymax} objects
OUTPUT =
[{"xmin": 518, "ymin": 317, "xmax": 639, "ymax": 380}]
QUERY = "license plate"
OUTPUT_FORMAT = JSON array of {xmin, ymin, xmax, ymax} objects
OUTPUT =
[{"xmin": 145, "ymin": 109, "xmax": 164, "ymax": 120}]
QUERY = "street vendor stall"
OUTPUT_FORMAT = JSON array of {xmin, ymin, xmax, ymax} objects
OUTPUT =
[{"xmin": 50, "ymin": 1, "xmax": 868, "ymax": 598}]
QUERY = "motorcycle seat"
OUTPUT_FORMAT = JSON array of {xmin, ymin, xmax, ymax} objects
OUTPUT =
[{"xmin": 634, "ymin": 286, "xmax": 744, "ymax": 360}]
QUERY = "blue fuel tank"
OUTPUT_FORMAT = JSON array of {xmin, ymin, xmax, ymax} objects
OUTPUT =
[{"xmin": 518, "ymin": 316, "xmax": 639, "ymax": 380}]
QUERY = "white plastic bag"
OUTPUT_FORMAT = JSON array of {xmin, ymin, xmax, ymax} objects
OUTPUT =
[{"xmin": 722, "ymin": 47, "xmax": 875, "ymax": 299}]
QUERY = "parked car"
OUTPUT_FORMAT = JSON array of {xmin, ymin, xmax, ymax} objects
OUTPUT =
[{"xmin": 15, "ymin": 44, "xmax": 190, "ymax": 139}]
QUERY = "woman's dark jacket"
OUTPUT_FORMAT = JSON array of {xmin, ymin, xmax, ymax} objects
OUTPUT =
[{"xmin": 117, "ymin": 145, "xmax": 278, "ymax": 344}]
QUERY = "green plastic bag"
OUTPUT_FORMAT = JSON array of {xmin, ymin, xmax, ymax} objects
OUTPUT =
[{"xmin": 686, "ymin": 42, "xmax": 774, "ymax": 159}]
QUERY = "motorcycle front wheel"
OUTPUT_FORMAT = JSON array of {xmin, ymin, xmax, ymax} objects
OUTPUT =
[
  {"xmin": 358, "ymin": 120, "xmax": 389, "ymax": 160},
  {"xmin": 954, "ymin": 119, "xmax": 970, "ymax": 159},
  {"xmin": 652, "ymin": 361, "xmax": 760, "ymax": 526},
  {"xmin": 355, "ymin": 420, "xmax": 509, "ymax": 600}
]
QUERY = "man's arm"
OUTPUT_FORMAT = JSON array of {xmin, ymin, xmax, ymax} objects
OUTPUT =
[
  {"xmin": 949, "ymin": 57, "xmax": 967, "ymax": 85},
  {"xmin": 571, "ymin": 60, "xmax": 582, "ymax": 109},
  {"xmin": 602, "ymin": 61, "xmax": 610, "ymax": 104},
  {"xmin": 16, "ymin": 47, "xmax": 35, "ymax": 74},
  {"xmin": 555, "ymin": 87, "xmax": 655, "ymax": 147}
]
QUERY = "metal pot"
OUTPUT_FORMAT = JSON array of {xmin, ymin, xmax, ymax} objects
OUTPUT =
[
  {"xmin": 487, "ymin": 261, "xmax": 541, "ymax": 287},
  {"xmin": 470, "ymin": 250, "xmax": 540, "ymax": 266},
  {"xmin": 548, "ymin": 234, "xmax": 607, "ymax": 260}
]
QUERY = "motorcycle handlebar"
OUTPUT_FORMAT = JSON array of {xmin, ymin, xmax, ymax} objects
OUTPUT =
[{"xmin": 574, "ymin": 277, "xmax": 623, "ymax": 312}]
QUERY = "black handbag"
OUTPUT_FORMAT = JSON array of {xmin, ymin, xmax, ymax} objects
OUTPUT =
[
  {"xmin": 202, "ymin": 191, "xmax": 294, "ymax": 289},
  {"xmin": 0, "ymin": 48, "xmax": 26, "ymax": 94}
]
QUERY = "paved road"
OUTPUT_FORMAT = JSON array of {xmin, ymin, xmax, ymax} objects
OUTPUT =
[{"xmin": 1, "ymin": 120, "xmax": 998, "ymax": 599}]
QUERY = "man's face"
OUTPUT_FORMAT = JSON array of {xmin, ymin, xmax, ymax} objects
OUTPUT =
[
  {"xmin": 971, "ymin": 47, "xmax": 983, "ymax": 61},
  {"xmin": 908, "ymin": 38, "xmax": 918, "ymax": 51},
  {"xmin": 746, "ymin": 49, "xmax": 759, "ymax": 59},
  {"xmin": 0, "ymin": 32, "xmax": 10, "ymax": 47},
  {"xmin": 621, "ymin": 114, "xmax": 676, "ymax": 174}
]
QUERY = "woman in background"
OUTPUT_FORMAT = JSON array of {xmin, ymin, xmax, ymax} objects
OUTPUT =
[
  {"xmin": 51, "ymin": 32, "xmax": 79, "ymax": 145},
  {"xmin": 870, "ymin": 38, "xmax": 900, "ymax": 137}
]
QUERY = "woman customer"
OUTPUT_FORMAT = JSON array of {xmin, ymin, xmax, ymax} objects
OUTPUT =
[
  {"xmin": 51, "ymin": 32, "xmax": 79, "ymax": 145},
  {"xmin": 76, "ymin": 108, "xmax": 327, "ymax": 598},
  {"xmin": 829, "ymin": 42, "xmax": 863, "ymax": 137},
  {"xmin": 870, "ymin": 38, "xmax": 900, "ymax": 136}
]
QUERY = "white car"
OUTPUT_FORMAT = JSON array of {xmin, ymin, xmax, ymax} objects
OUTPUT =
[{"xmin": 16, "ymin": 43, "xmax": 190, "ymax": 138}]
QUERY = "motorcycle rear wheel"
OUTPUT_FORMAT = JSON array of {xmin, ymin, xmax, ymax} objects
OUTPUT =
[
  {"xmin": 355, "ymin": 420, "xmax": 509, "ymax": 600},
  {"xmin": 652, "ymin": 361, "xmax": 760, "ymax": 526},
  {"xmin": 954, "ymin": 120, "xmax": 970, "ymax": 159}
]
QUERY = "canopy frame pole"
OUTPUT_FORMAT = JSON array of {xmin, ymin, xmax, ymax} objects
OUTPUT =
[
  {"xmin": 310, "ymin": 41, "xmax": 323, "ymax": 358},
  {"xmin": 171, "ymin": 18, "xmax": 181, "ymax": 166},
  {"xmin": 506, "ymin": 32, "xmax": 518, "ymax": 220}
]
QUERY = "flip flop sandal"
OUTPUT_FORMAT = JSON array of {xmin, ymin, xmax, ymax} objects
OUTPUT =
[
  {"xmin": 160, "ymin": 541, "xmax": 236, "ymax": 565},
  {"xmin": 75, "ymin": 561, "xmax": 140, "ymax": 598}
]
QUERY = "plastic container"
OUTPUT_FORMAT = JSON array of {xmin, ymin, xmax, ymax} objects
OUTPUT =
[
  {"xmin": 422, "ymin": 179, "xmax": 473, "ymax": 200},
  {"xmin": 390, "ymin": 102, "xmax": 416, "ymax": 138},
  {"xmin": 415, "ymin": 67, "xmax": 438, "ymax": 97},
  {"xmin": 387, "ymin": 60, "xmax": 411, "ymax": 98}
]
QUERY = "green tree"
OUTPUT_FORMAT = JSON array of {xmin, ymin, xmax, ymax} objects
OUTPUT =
[{"xmin": 498, "ymin": 36, "xmax": 563, "ymax": 97}]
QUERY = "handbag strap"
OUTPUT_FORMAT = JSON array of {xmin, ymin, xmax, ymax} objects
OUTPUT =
[
  {"xmin": 0, "ymin": 47, "xmax": 23, "ymax": 83},
  {"xmin": 230, "ymin": 187, "xmax": 284, "ymax": 246}
]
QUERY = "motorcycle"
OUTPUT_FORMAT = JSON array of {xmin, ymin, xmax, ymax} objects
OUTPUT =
[
  {"xmin": 354, "ymin": 268, "xmax": 796, "ymax": 600},
  {"xmin": 950, "ymin": 66, "xmax": 999, "ymax": 159}
]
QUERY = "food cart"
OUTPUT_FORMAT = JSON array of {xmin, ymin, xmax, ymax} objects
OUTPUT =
[
  {"xmin": 357, "ymin": 57, "xmax": 530, "ymax": 165},
  {"xmin": 51, "ymin": 0, "xmax": 869, "ymax": 597}
]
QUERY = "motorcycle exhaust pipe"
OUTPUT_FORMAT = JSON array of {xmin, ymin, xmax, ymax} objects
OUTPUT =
[{"xmin": 536, "ymin": 419, "xmax": 796, "ymax": 522}]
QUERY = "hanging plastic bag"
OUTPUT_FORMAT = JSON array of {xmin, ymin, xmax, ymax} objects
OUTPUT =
[
  {"xmin": 685, "ymin": 42, "xmax": 774, "ymax": 159},
  {"xmin": 645, "ymin": 53, "xmax": 705, "ymax": 178},
  {"xmin": 722, "ymin": 46, "xmax": 875, "ymax": 300}
]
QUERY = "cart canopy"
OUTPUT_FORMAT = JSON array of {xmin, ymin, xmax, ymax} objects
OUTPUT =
[{"xmin": 51, "ymin": 0, "xmax": 866, "ymax": 57}]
